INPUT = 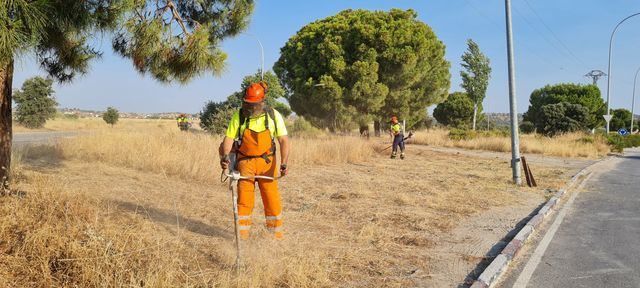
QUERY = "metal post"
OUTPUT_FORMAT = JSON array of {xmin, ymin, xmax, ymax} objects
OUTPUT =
[
  {"xmin": 505, "ymin": 0, "xmax": 522, "ymax": 185},
  {"xmin": 632, "ymin": 67, "xmax": 640, "ymax": 133},
  {"xmin": 605, "ymin": 12, "xmax": 640, "ymax": 133}
]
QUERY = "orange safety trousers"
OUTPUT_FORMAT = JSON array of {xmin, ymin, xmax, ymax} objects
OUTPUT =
[{"xmin": 236, "ymin": 128, "xmax": 283, "ymax": 240}]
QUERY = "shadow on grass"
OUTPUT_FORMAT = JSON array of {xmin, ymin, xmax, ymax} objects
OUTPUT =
[
  {"xmin": 111, "ymin": 199, "xmax": 232, "ymax": 240},
  {"xmin": 12, "ymin": 144, "xmax": 65, "ymax": 171}
]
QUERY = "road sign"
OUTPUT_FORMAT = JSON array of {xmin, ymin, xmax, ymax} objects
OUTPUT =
[
  {"xmin": 603, "ymin": 114, "xmax": 613, "ymax": 123},
  {"xmin": 618, "ymin": 128, "xmax": 629, "ymax": 136}
]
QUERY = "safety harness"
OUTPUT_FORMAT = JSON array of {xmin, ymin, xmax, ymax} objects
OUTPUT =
[{"xmin": 233, "ymin": 107, "xmax": 279, "ymax": 165}]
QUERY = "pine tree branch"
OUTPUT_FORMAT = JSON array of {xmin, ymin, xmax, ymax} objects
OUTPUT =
[{"xmin": 166, "ymin": 1, "xmax": 189, "ymax": 36}]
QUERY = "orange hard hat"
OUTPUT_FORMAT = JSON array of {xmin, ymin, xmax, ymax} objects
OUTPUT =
[{"xmin": 244, "ymin": 82, "xmax": 267, "ymax": 103}]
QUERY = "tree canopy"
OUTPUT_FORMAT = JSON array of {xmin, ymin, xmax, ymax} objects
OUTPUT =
[
  {"xmin": 13, "ymin": 76, "xmax": 57, "ymax": 129},
  {"xmin": 610, "ymin": 108, "xmax": 634, "ymax": 132},
  {"xmin": 1, "ymin": 0, "xmax": 255, "ymax": 187},
  {"xmin": 433, "ymin": 92, "xmax": 483, "ymax": 129},
  {"xmin": 112, "ymin": 0, "xmax": 254, "ymax": 83},
  {"xmin": 460, "ymin": 39, "xmax": 491, "ymax": 130},
  {"xmin": 274, "ymin": 9, "xmax": 450, "ymax": 131},
  {"xmin": 523, "ymin": 83, "xmax": 605, "ymax": 131},
  {"xmin": 103, "ymin": 107, "xmax": 119, "ymax": 126},
  {"xmin": 540, "ymin": 102, "xmax": 589, "ymax": 136}
]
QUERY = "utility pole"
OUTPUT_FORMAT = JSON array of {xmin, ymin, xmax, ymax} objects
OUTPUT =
[
  {"xmin": 505, "ymin": 0, "xmax": 522, "ymax": 185},
  {"xmin": 632, "ymin": 67, "xmax": 640, "ymax": 133},
  {"xmin": 585, "ymin": 70, "xmax": 607, "ymax": 85}
]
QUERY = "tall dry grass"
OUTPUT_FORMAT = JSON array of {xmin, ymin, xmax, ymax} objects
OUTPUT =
[
  {"xmin": 58, "ymin": 130, "xmax": 220, "ymax": 182},
  {"xmin": 4, "ymin": 124, "xmax": 576, "ymax": 287},
  {"xmin": 56, "ymin": 128, "xmax": 374, "ymax": 182},
  {"xmin": 411, "ymin": 128, "xmax": 609, "ymax": 158},
  {"xmin": 2, "ymin": 161, "xmax": 333, "ymax": 287}
]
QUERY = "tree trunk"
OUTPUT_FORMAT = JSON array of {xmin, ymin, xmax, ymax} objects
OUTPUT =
[
  {"xmin": 359, "ymin": 125, "xmax": 370, "ymax": 139},
  {"xmin": 0, "ymin": 59, "xmax": 14, "ymax": 190},
  {"xmin": 374, "ymin": 120, "xmax": 381, "ymax": 137},
  {"xmin": 472, "ymin": 103, "xmax": 478, "ymax": 131}
]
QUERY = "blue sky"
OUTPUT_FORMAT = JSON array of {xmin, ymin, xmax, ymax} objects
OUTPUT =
[{"xmin": 12, "ymin": 0, "xmax": 640, "ymax": 114}]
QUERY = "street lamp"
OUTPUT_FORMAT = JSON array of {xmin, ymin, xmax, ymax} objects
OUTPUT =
[
  {"xmin": 243, "ymin": 33, "xmax": 265, "ymax": 80},
  {"xmin": 605, "ymin": 12, "xmax": 640, "ymax": 133},
  {"xmin": 632, "ymin": 66, "xmax": 640, "ymax": 133}
]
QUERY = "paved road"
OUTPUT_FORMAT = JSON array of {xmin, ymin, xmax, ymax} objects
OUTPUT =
[
  {"xmin": 501, "ymin": 149, "xmax": 640, "ymax": 288},
  {"xmin": 12, "ymin": 131, "xmax": 77, "ymax": 146}
]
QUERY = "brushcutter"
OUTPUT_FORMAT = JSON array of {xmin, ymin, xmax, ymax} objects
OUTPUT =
[
  {"xmin": 381, "ymin": 131, "xmax": 414, "ymax": 151},
  {"xmin": 221, "ymin": 154, "xmax": 281, "ymax": 270}
]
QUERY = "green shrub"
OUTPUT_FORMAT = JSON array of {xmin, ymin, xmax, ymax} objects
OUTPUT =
[
  {"xmin": 519, "ymin": 121, "xmax": 536, "ymax": 134},
  {"xmin": 448, "ymin": 128, "xmax": 477, "ymax": 140},
  {"xmin": 539, "ymin": 102, "xmax": 589, "ymax": 136},
  {"xmin": 291, "ymin": 117, "xmax": 323, "ymax": 137},
  {"xmin": 102, "ymin": 107, "xmax": 119, "ymax": 126},
  {"xmin": 606, "ymin": 134, "xmax": 640, "ymax": 152},
  {"xmin": 199, "ymin": 101, "xmax": 236, "ymax": 135},
  {"xmin": 628, "ymin": 134, "xmax": 640, "ymax": 147}
]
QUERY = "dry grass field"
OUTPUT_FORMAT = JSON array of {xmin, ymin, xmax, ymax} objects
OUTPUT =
[
  {"xmin": 410, "ymin": 128, "xmax": 610, "ymax": 159},
  {"xmin": 14, "ymin": 118, "xmax": 611, "ymax": 158},
  {"xmin": 2, "ymin": 119, "xmax": 596, "ymax": 287}
]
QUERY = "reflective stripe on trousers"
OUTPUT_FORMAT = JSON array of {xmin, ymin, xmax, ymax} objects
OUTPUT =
[{"xmin": 237, "ymin": 156, "xmax": 283, "ymax": 235}]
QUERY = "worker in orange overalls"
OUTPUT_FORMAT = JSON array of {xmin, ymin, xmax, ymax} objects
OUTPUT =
[{"xmin": 219, "ymin": 82, "xmax": 290, "ymax": 240}]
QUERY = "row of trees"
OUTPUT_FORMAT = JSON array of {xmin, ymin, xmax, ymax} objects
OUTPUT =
[{"xmin": 435, "ymin": 81, "xmax": 637, "ymax": 136}]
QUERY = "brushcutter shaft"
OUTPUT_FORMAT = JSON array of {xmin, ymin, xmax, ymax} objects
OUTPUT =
[{"xmin": 224, "ymin": 170, "xmax": 279, "ymax": 181}]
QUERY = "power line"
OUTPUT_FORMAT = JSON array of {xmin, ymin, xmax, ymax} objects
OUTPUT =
[
  {"xmin": 511, "ymin": 5, "xmax": 577, "ymax": 68},
  {"xmin": 522, "ymin": 0, "xmax": 588, "ymax": 68},
  {"xmin": 462, "ymin": 0, "xmax": 561, "ymax": 69}
]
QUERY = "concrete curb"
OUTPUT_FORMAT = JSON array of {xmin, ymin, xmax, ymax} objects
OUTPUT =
[{"xmin": 470, "ymin": 157, "xmax": 608, "ymax": 288}]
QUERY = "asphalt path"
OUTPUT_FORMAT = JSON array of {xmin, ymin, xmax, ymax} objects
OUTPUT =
[
  {"xmin": 500, "ymin": 148, "xmax": 640, "ymax": 288},
  {"xmin": 12, "ymin": 131, "xmax": 78, "ymax": 146}
]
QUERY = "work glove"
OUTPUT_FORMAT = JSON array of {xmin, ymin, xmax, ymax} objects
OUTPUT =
[
  {"xmin": 280, "ymin": 164, "xmax": 288, "ymax": 177},
  {"xmin": 220, "ymin": 154, "xmax": 230, "ymax": 170}
]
